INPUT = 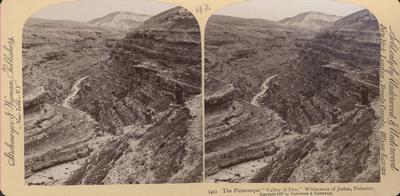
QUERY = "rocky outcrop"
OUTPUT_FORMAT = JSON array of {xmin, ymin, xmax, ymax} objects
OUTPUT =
[
  {"xmin": 23, "ymin": 18, "xmax": 124, "ymax": 104},
  {"xmin": 205, "ymin": 99, "xmax": 288, "ymax": 178},
  {"xmin": 261, "ymin": 9, "xmax": 380, "ymax": 132},
  {"xmin": 24, "ymin": 7, "xmax": 202, "ymax": 185},
  {"xmin": 205, "ymin": 79, "xmax": 236, "ymax": 108},
  {"xmin": 112, "ymin": 8, "xmax": 201, "ymax": 66},
  {"xmin": 205, "ymin": 15, "xmax": 314, "ymax": 103},
  {"xmin": 204, "ymin": 14, "xmax": 317, "ymax": 183},
  {"xmin": 24, "ymin": 83, "xmax": 98, "ymax": 182},
  {"xmin": 67, "ymin": 7, "xmax": 203, "ymax": 184},
  {"xmin": 251, "ymin": 103, "xmax": 380, "ymax": 183},
  {"xmin": 75, "ymin": 7, "xmax": 201, "ymax": 134},
  {"xmin": 66, "ymin": 96, "xmax": 202, "ymax": 184},
  {"xmin": 205, "ymin": 9, "xmax": 380, "ymax": 183},
  {"xmin": 23, "ymin": 16, "xmax": 124, "ymax": 185}
]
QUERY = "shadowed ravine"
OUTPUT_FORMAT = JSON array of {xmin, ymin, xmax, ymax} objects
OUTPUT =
[
  {"xmin": 205, "ymin": 9, "xmax": 381, "ymax": 183},
  {"xmin": 23, "ymin": 6, "xmax": 380, "ymax": 185},
  {"xmin": 25, "ymin": 76, "xmax": 112, "ymax": 185},
  {"xmin": 23, "ymin": 7, "xmax": 203, "ymax": 185}
]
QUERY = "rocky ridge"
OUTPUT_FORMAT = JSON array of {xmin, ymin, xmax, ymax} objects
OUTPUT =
[
  {"xmin": 205, "ymin": 9, "xmax": 380, "ymax": 183},
  {"xmin": 68, "ymin": 7, "xmax": 202, "ymax": 184},
  {"xmin": 23, "ymin": 7, "xmax": 202, "ymax": 185}
]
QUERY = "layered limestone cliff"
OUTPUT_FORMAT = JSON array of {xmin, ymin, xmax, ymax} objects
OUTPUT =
[
  {"xmin": 261, "ymin": 9, "xmax": 380, "ymax": 132},
  {"xmin": 24, "ymin": 7, "xmax": 202, "ymax": 185},
  {"xmin": 24, "ymin": 83, "xmax": 98, "ymax": 184},
  {"xmin": 66, "ymin": 96, "xmax": 202, "ymax": 184},
  {"xmin": 205, "ymin": 15, "xmax": 315, "ymax": 102},
  {"xmin": 68, "ymin": 7, "xmax": 203, "ymax": 184},
  {"xmin": 22, "ymin": 18, "xmax": 124, "ymax": 104},
  {"xmin": 23, "ymin": 16, "xmax": 122, "ymax": 185},
  {"xmin": 205, "ymin": 9, "xmax": 380, "ymax": 183}
]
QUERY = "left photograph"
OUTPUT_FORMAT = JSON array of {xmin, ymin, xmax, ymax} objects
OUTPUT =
[{"xmin": 23, "ymin": 0, "xmax": 202, "ymax": 185}]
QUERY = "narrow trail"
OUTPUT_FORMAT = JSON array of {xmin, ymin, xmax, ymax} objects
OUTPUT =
[
  {"xmin": 27, "ymin": 75, "xmax": 116, "ymax": 185},
  {"xmin": 62, "ymin": 76, "xmax": 89, "ymax": 109},
  {"xmin": 251, "ymin": 74, "xmax": 278, "ymax": 106}
]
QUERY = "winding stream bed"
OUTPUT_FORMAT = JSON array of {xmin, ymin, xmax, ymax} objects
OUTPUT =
[
  {"xmin": 251, "ymin": 74, "xmax": 278, "ymax": 106},
  {"xmin": 62, "ymin": 76, "xmax": 89, "ymax": 109}
]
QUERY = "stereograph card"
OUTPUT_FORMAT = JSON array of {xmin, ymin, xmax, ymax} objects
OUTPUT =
[{"xmin": 0, "ymin": 0, "xmax": 399, "ymax": 195}]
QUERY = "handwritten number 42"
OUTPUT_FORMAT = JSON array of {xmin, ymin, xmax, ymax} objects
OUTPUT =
[{"xmin": 196, "ymin": 4, "xmax": 211, "ymax": 14}]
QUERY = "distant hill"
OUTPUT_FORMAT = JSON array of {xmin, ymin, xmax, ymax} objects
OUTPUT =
[
  {"xmin": 279, "ymin": 11, "xmax": 341, "ymax": 31},
  {"xmin": 88, "ymin": 11, "xmax": 152, "ymax": 31}
]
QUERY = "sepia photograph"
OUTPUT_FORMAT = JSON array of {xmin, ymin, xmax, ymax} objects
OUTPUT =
[
  {"xmin": 205, "ymin": 0, "xmax": 381, "ymax": 183},
  {"xmin": 23, "ymin": 0, "xmax": 203, "ymax": 185},
  {"xmin": 2, "ymin": 0, "xmax": 400, "ymax": 195}
]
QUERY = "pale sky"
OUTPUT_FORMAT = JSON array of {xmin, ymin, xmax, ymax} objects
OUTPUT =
[
  {"xmin": 31, "ymin": 0, "xmax": 175, "ymax": 22},
  {"xmin": 31, "ymin": 0, "xmax": 364, "ymax": 22},
  {"xmin": 216, "ymin": 0, "xmax": 364, "ymax": 21}
]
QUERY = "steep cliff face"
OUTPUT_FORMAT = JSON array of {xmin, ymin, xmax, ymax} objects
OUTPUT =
[
  {"xmin": 24, "ymin": 7, "xmax": 202, "ymax": 185},
  {"xmin": 261, "ymin": 9, "xmax": 380, "ymax": 132},
  {"xmin": 23, "ymin": 16, "xmax": 125, "ymax": 185},
  {"xmin": 205, "ymin": 87, "xmax": 290, "ymax": 182},
  {"xmin": 116, "ymin": 7, "xmax": 201, "ymax": 65},
  {"xmin": 251, "ymin": 103, "xmax": 380, "ymax": 183},
  {"xmin": 24, "ymin": 83, "xmax": 99, "ymax": 185},
  {"xmin": 74, "ymin": 7, "xmax": 201, "ymax": 134},
  {"xmin": 251, "ymin": 9, "xmax": 381, "ymax": 183},
  {"xmin": 67, "ymin": 96, "xmax": 202, "ymax": 184},
  {"xmin": 68, "ymin": 7, "xmax": 203, "ymax": 184},
  {"xmin": 205, "ymin": 9, "xmax": 380, "ymax": 183},
  {"xmin": 204, "ymin": 14, "xmax": 317, "ymax": 182},
  {"xmin": 23, "ymin": 18, "xmax": 124, "ymax": 104},
  {"xmin": 205, "ymin": 15, "xmax": 314, "ymax": 102}
]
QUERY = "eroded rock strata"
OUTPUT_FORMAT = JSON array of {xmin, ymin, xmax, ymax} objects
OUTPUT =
[
  {"xmin": 24, "ymin": 7, "xmax": 202, "ymax": 185},
  {"xmin": 205, "ymin": 9, "xmax": 380, "ymax": 183}
]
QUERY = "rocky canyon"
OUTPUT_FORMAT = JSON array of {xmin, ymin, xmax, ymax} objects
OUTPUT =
[
  {"xmin": 205, "ymin": 9, "xmax": 381, "ymax": 183},
  {"xmin": 23, "ymin": 3, "xmax": 382, "ymax": 185},
  {"xmin": 23, "ymin": 7, "xmax": 202, "ymax": 185}
]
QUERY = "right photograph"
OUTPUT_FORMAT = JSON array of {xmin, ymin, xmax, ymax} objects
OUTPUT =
[{"xmin": 205, "ymin": 0, "xmax": 381, "ymax": 183}]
